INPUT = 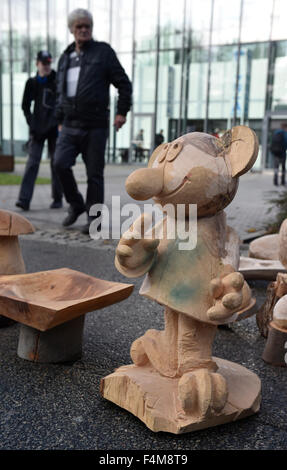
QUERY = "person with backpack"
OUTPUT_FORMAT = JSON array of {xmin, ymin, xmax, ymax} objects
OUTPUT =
[
  {"xmin": 270, "ymin": 123, "xmax": 287, "ymax": 186},
  {"xmin": 15, "ymin": 51, "xmax": 63, "ymax": 211}
]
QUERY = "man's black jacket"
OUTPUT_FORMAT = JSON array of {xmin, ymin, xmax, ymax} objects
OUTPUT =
[
  {"xmin": 56, "ymin": 39, "xmax": 132, "ymax": 128},
  {"xmin": 22, "ymin": 70, "xmax": 58, "ymax": 138}
]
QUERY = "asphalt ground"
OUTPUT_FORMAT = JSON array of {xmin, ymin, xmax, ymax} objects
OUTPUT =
[{"xmin": 0, "ymin": 238, "xmax": 286, "ymax": 451}]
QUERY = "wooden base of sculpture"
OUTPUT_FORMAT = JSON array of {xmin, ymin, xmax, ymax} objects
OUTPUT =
[
  {"xmin": 262, "ymin": 322, "xmax": 287, "ymax": 367},
  {"xmin": 101, "ymin": 358, "xmax": 261, "ymax": 434}
]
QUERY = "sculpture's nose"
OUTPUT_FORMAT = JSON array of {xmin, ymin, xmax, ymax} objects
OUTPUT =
[{"xmin": 125, "ymin": 167, "xmax": 164, "ymax": 201}]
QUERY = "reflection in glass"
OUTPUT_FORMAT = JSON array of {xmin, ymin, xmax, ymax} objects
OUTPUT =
[
  {"xmin": 212, "ymin": 0, "xmax": 241, "ymax": 45},
  {"xmin": 135, "ymin": 0, "xmax": 158, "ymax": 51},
  {"xmin": 90, "ymin": 0, "xmax": 111, "ymax": 43},
  {"xmin": 241, "ymin": 0, "xmax": 273, "ymax": 43},
  {"xmin": 188, "ymin": 48, "xmax": 209, "ymax": 121},
  {"xmin": 272, "ymin": 41, "xmax": 287, "ymax": 111},
  {"xmin": 187, "ymin": 0, "xmax": 212, "ymax": 47},
  {"xmin": 208, "ymin": 46, "xmax": 237, "ymax": 130},
  {"xmin": 48, "ymin": 0, "xmax": 68, "ymax": 61},
  {"xmin": 156, "ymin": 51, "xmax": 182, "ymax": 142},
  {"xmin": 111, "ymin": 0, "xmax": 133, "ymax": 52},
  {"xmin": 272, "ymin": 0, "xmax": 287, "ymax": 41},
  {"xmin": 159, "ymin": 0, "xmax": 184, "ymax": 49}
]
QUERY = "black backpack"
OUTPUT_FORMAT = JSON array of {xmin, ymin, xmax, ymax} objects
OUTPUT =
[{"xmin": 271, "ymin": 131, "xmax": 285, "ymax": 155}]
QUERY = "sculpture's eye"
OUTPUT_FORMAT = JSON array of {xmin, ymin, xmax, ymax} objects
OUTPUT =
[
  {"xmin": 157, "ymin": 144, "xmax": 169, "ymax": 163},
  {"xmin": 166, "ymin": 141, "xmax": 183, "ymax": 162}
]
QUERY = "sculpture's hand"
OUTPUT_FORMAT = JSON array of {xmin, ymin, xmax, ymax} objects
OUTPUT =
[
  {"xmin": 115, "ymin": 213, "xmax": 159, "ymax": 277},
  {"xmin": 207, "ymin": 272, "xmax": 250, "ymax": 322}
]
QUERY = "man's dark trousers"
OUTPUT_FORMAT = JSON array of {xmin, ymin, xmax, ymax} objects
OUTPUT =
[
  {"xmin": 18, "ymin": 128, "xmax": 63, "ymax": 207},
  {"xmin": 54, "ymin": 126, "xmax": 108, "ymax": 215}
]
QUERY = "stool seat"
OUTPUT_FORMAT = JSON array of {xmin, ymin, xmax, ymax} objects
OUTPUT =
[{"xmin": 0, "ymin": 268, "xmax": 133, "ymax": 331}]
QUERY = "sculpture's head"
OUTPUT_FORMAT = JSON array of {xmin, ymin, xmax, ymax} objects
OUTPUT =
[{"xmin": 126, "ymin": 126, "xmax": 258, "ymax": 217}]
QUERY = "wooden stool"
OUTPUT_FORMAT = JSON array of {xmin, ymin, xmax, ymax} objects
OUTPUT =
[{"xmin": 0, "ymin": 268, "xmax": 133, "ymax": 363}]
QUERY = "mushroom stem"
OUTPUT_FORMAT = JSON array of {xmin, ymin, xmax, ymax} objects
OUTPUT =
[{"xmin": 0, "ymin": 236, "xmax": 25, "ymax": 275}]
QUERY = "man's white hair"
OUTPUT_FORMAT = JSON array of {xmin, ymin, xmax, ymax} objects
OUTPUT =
[{"xmin": 67, "ymin": 8, "xmax": 93, "ymax": 32}]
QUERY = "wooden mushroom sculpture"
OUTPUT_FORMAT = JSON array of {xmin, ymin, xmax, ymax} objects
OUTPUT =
[
  {"xmin": 101, "ymin": 126, "xmax": 261, "ymax": 434},
  {"xmin": 0, "ymin": 209, "xmax": 34, "ymax": 327}
]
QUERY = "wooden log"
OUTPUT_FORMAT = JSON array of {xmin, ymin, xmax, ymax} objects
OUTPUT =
[
  {"xmin": 17, "ymin": 316, "xmax": 85, "ymax": 363},
  {"xmin": 256, "ymin": 281, "xmax": 278, "ymax": 338},
  {"xmin": 256, "ymin": 273, "xmax": 287, "ymax": 337},
  {"xmin": 262, "ymin": 321, "xmax": 287, "ymax": 367}
]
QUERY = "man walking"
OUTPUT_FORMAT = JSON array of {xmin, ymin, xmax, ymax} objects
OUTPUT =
[
  {"xmin": 16, "ymin": 51, "xmax": 63, "ymax": 211},
  {"xmin": 271, "ymin": 122, "xmax": 287, "ymax": 186},
  {"xmin": 54, "ymin": 8, "xmax": 132, "ymax": 234}
]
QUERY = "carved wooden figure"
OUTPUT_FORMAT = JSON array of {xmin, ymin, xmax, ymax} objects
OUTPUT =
[
  {"xmin": 101, "ymin": 126, "xmax": 261, "ymax": 434},
  {"xmin": 239, "ymin": 218, "xmax": 287, "ymax": 282},
  {"xmin": 0, "ymin": 209, "xmax": 34, "ymax": 327},
  {"xmin": 258, "ymin": 219, "xmax": 287, "ymax": 365}
]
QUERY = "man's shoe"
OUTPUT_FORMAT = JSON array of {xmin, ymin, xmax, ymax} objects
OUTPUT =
[
  {"xmin": 15, "ymin": 201, "xmax": 29, "ymax": 211},
  {"xmin": 50, "ymin": 200, "xmax": 63, "ymax": 209},
  {"xmin": 62, "ymin": 206, "xmax": 85, "ymax": 227}
]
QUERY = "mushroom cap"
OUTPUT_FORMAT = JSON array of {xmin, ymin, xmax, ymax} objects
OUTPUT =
[{"xmin": 0, "ymin": 210, "xmax": 35, "ymax": 236}]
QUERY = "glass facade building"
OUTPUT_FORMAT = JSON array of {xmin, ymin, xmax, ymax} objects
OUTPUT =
[{"xmin": 1, "ymin": 0, "xmax": 287, "ymax": 169}]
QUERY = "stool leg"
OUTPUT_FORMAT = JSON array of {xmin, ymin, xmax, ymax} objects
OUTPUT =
[{"xmin": 17, "ymin": 316, "xmax": 85, "ymax": 363}]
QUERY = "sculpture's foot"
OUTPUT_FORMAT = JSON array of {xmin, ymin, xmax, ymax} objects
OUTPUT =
[
  {"xmin": 130, "ymin": 337, "xmax": 149, "ymax": 366},
  {"xmin": 178, "ymin": 369, "xmax": 228, "ymax": 418},
  {"xmin": 101, "ymin": 357, "xmax": 261, "ymax": 434},
  {"xmin": 130, "ymin": 329, "xmax": 177, "ymax": 377}
]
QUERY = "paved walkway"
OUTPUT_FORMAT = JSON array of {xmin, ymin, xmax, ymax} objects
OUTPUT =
[{"xmin": 1, "ymin": 161, "xmax": 283, "ymax": 246}]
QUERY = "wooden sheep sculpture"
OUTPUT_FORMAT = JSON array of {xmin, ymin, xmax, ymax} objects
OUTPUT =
[{"xmin": 101, "ymin": 126, "xmax": 261, "ymax": 434}]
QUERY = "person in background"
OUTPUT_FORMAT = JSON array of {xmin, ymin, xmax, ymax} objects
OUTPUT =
[
  {"xmin": 15, "ymin": 51, "xmax": 63, "ymax": 211},
  {"xmin": 54, "ymin": 8, "xmax": 132, "ymax": 234},
  {"xmin": 270, "ymin": 122, "xmax": 287, "ymax": 186},
  {"xmin": 155, "ymin": 129, "xmax": 164, "ymax": 147}
]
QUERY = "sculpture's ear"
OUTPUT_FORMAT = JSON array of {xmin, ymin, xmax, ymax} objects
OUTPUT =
[
  {"xmin": 221, "ymin": 126, "xmax": 259, "ymax": 177},
  {"xmin": 148, "ymin": 143, "xmax": 169, "ymax": 168}
]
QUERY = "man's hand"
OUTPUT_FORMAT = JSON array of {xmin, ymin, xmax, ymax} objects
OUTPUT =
[{"xmin": 114, "ymin": 114, "xmax": 126, "ymax": 131}]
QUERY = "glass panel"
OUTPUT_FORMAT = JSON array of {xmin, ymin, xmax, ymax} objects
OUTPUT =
[
  {"xmin": 111, "ymin": 0, "xmax": 133, "ymax": 52},
  {"xmin": 272, "ymin": 41, "xmax": 287, "ymax": 111},
  {"xmin": 212, "ymin": 0, "xmax": 241, "ymax": 45},
  {"xmin": 0, "ymin": 0, "xmax": 9, "ymax": 61},
  {"xmin": 243, "ymin": 43, "xmax": 268, "ymax": 119},
  {"xmin": 187, "ymin": 0, "xmax": 212, "ymax": 47},
  {"xmin": 135, "ymin": 0, "xmax": 158, "ymax": 51},
  {"xmin": 133, "ymin": 52, "xmax": 156, "ymax": 113},
  {"xmin": 109, "ymin": 53, "xmax": 132, "ymax": 162},
  {"xmin": 208, "ymin": 46, "xmax": 237, "ymax": 128},
  {"xmin": 90, "ymin": 0, "xmax": 111, "ymax": 43},
  {"xmin": 156, "ymin": 51, "xmax": 182, "ymax": 142},
  {"xmin": 13, "ymin": 67, "xmax": 29, "ymax": 141},
  {"xmin": 48, "ymin": 0, "xmax": 68, "ymax": 60},
  {"xmin": 159, "ymin": 0, "xmax": 184, "ymax": 49},
  {"xmin": 272, "ymin": 0, "xmax": 287, "ymax": 41},
  {"xmin": 2, "ymin": 68, "xmax": 11, "ymax": 141},
  {"xmin": 29, "ymin": 0, "xmax": 48, "ymax": 69},
  {"xmin": 187, "ymin": 48, "xmax": 209, "ymax": 120},
  {"xmin": 11, "ymin": 0, "xmax": 29, "ymax": 68},
  {"xmin": 241, "ymin": 0, "xmax": 273, "ymax": 43}
]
